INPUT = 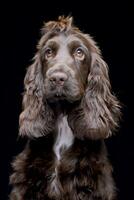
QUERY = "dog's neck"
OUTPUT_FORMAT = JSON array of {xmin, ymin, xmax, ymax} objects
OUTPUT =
[
  {"xmin": 53, "ymin": 114, "xmax": 74, "ymax": 161},
  {"xmin": 51, "ymin": 101, "xmax": 75, "ymax": 161}
]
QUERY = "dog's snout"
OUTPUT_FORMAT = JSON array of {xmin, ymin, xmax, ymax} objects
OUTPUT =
[{"xmin": 49, "ymin": 72, "xmax": 68, "ymax": 86}]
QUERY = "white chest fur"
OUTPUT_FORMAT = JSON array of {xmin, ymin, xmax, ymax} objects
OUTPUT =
[{"xmin": 53, "ymin": 115, "xmax": 74, "ymax": 161}]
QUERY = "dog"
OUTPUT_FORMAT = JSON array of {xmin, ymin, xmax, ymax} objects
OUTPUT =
[{"xmin": 10, "ymin": 16, "xmax": 121, "ymax": 200}]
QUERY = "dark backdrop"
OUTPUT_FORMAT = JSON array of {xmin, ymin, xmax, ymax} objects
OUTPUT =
[{"xmin": 0, "ymin": 1, "xmax": 133, "ymax": 200}]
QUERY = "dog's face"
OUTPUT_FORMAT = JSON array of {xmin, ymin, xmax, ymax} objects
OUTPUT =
[
  {"xmin": 19, "ymin": 16, "xmax": 121, "ymax": 139},
  {"xmin": 41, "ymin": 34, "xmax": 90, "ymax": 103}
]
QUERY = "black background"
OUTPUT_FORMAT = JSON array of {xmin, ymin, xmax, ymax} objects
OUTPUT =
[{"xmin": 0, "ymin": 1, "xmax": 133, "ymax": 199}]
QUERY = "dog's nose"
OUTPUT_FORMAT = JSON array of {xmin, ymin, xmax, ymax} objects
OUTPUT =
[{"xmin": 49, "ymin": 72, "xmax": 68, "ymax": 86}]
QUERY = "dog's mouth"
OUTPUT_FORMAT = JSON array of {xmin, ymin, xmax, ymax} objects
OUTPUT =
[
  {"xmin": 52, "ymin": 91, "xmax": 67, "ymax": 102},
  {"xmin": 46, "ymin": 90, "xmax": 70, "ymax": 103},
  {"xmin": 54, "ymin": 91, "xmax": 66, "ymax": 98},
  {"xmin": 46, "ymin": 87, "xmax": 82, "ymax": 103}
]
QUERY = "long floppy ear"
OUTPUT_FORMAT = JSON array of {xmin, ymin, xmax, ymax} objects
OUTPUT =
[
  {"xmin": 68, "ymin": 44, "xmax": 121, "ymax": 140},
  {"xmin": 19, "ymin": 54, "xmax": 55, "ymax": 138}
]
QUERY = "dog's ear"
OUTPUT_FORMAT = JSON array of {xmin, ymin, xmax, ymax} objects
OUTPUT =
[
  {"xmin": 19, "ymin": 54, "xmax": 55, "ymax": 138},
  {"xmin": 83, "ymin": 51, "xmax": 121, "ymax": 139},
  {"xmin": 68, "ymin": 37, "xmax": 121, "ymax": 140}
]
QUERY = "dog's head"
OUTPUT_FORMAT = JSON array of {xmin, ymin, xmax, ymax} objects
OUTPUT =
[
  {"xmin": 38, "ymin": 16, "xmax": 93, "ymax": 103},
  {"xmin": 19, "ymin": 16, "xmax": 121, "ymax": 139}
]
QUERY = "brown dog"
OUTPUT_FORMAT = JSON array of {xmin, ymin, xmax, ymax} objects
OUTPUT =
[{"xmin": 10, "ymin": 16, "xmax": 121, "ymax": 200}]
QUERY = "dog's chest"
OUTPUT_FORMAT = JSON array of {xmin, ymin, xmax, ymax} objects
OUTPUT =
[{"xmin": 53, "ymin": 115, "xmax": 74, "ymax": 160}]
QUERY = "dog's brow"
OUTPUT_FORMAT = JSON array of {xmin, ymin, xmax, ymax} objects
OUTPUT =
[
  {"xmin": 68, "ymin": 40, "xmax": 84, "ymax": 47},
  {"xmin": 44, "ymin": 40, "xmax": 58, "ymax": 48},
  {"xmin": 68, "ymin": 40, "xmax": 82, "ymax": 46}
]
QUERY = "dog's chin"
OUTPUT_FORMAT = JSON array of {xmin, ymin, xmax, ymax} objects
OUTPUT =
[{"xmin": 46, "ymin": 92, "xmax": 81, "ymax": 114}]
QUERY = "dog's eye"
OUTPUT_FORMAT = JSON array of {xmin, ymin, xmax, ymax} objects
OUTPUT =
[
  {"xmin": 45, "ymin": 48, "xmax": 53, "ymax": 59},
  {"xmin": 74, "ymin": 47, "xmax": 85, "ymax": 60}
]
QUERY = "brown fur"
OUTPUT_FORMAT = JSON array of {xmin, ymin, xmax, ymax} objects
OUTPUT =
[{"xmin": 9, "ymin": 16, "xmax": 121, "ymax": 200}]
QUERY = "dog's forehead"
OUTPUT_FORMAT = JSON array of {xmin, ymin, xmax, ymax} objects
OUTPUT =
[{"xmin": 45, "ymin": 34, "xmax": 87, "ymax": 46}]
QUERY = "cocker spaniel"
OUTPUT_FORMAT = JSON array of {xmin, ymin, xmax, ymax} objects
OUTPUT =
[{"xmin": 10, "ymin": 16, "xmax": 121, "ymax": 200}]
